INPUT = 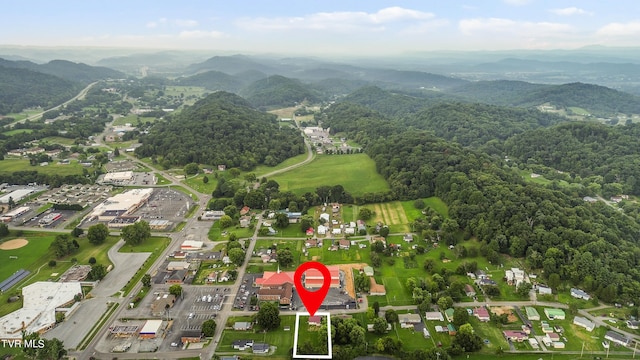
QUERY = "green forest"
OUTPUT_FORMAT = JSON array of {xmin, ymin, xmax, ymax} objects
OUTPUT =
[{"xmin": 134, "ymin": 91, "xmax": 306, "ymax": 169}]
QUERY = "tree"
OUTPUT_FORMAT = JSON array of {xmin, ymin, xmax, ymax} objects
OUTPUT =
[
  {"xmin": 358, "ymin": 208, "xmax": 373, "ymax": 221},
  {"xmin": 277, "ymin": 248, "xmax": 294, "ymax": 268},
  {"xmin": 372, "ymin": 241, "xmax": 385, "ymax": 253},
  {"xmin": 452, "ymin": 323, "xmax": 483, "ymax": 352},
  {"xmin": 87, "ymin": 223, "xmax": 109, "ymax": 245},
  {"xmin": 88, "ymin": 257, "xmax": 96, "ymax": 264},
  {"xmin": 547, "ymin": 273, "xmax": 561, "ymax": 290},
  {"xmin": 0, "ymin": 223, "xmax": 10, "ymax": 237},
  {"xmin": 299, "ymin": 215, "xmax": 314, "ymax": 233},
  {"xmin": 375, "ymin": 336, "xmax": 402, "ymax": 354},
  {"xmin": 379, "ymin": 227, "xmax": 390, "ymax": 238},
  {"xmin": 219, "ymin": 214, "xmax": 234, "ymax": 229},
  {"xmin": 256, "ymin": 302, "xmax": 280, "ymax": 330},
  {"xmin": 354, "ymin": 273, "xmax": 370, "ymax": 293},
  {"xmin": 71, "ymin": 227, "xmax": 83, "ymax": 238},
  {"xmin": 413, "ymin": 199, "xmax": 425, "ymax": 209},
  {"xmin": 228, "ymin": 248, "xmax": 245, "ymax": 266},
  {"xmin": 41, "ymin": 337, "xmax": 67, "ymax": 360},
  {"xmin": 169, "ymin": 284, "xmax": 183, "ymax": 297},
  {"xmin": 373, "ymin": 301, "xmax": 380, "ymax": 316},
  {"xmin": 142, "ymin": 274, "xmax": 151, "ymax": 288},
  {"xmin": 88, "ymin": 264, "xmax": 107, "ymax": 280},
  {"xmin": 22, "ymin": 332, "xmax": 41, "ymax": 358},
  {"xmin": 453, "ymin": 307, "xmax": 469, "ymax": 328},
  {"xmin": 121, "ymin": 221, "xmax": 151, "ymax": 246},
  {"xmin": 48, "ymin": 260, "xmax": 57, "ymax": 267},
  {"xmin": 184, "ymin": 162, "xmax": 199, "ymax": 175},
  {"xmin": 437, "ymin": 296, "xmax": 453, "ymax": 311},
  {"xmin": 373, "ymin": 317, "xmax": 388, "ymax": 334},
  {"xmin": 516, "ymin": 282, "xmax": 533, "ymax": 298},
  {"xmin": 113, "ymin": 147, "xmax": 120, "ymax": 156},
  {"xmin": 202, "ymin": 319, "xmax": 217, "ymax": 337},
  {"xmin": 385, "ymin": 309, "xmax": 398, "ymax": 323},
  {"xmin": 203, "ymin": 175, "xmax": 209, "ymax": 184},
  {"xmin": 274, "ymin": 213, "xmax": 289, "ymax": 228}
]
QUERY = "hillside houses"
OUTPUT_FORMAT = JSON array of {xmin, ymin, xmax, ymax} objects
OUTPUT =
[{"xmin": 570, "ymin": 288, "xmax": 591, "ymax": 300}]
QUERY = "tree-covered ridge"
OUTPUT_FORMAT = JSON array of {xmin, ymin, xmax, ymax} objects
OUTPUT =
[
  {"xmin": 176, "ymin": 70, "xmax": 246, "ymax": 93},
  {"xmin": 338, "ymin": 86, "xmax": 442, "ymax": 117},
  {"xmin": 135, "ymin": 91, "xmax": 305, "ymax": 170},
  {"xmin": 0, "ymin": 58, "xmax": 125, "ymax": 85},
  {"xmin": 407, "ymin": 102, "xmax": 568, "ymax": 147},
  {"xmin": 241, "ymin": 75, "xmax": 320, "ymax": 109},
  {"xmin": 503, "ymin": 121, "xmax": 640, "ymax": 195},
  {"xmin": 321, "ymin": 101, "xmax": 640, "ymax": 303},
  {"xmin": 449, "ymin": 80, "xmax": 640, "ymax": 116},
  {"xmin": 0, "ymin": 65, "xmax": 80, "ymax": 115}
]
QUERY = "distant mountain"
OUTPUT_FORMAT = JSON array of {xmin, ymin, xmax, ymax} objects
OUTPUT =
[
  {"xmin": 0, "ymin": 58, "xmax": 125, "ymax": 85},
  {"xmin": 134, "ymin": 91, "xmax": 305, "ymax": 169},
  {"xmin": 176, "ymin": 70, "xmax": 245, "ymax": 92},
  {"xmin": 186, "ymin": 54, "xmax": 276, "ymax": 75},
  {"xmin": 0, "ymin": 66, "xmax": 80, "ymax": 115},
  {"xmin": 312, "ymin": 78, "xmax": 371, "ymax": 97},
  {"xmin": 363, "ymin": 69, "xmax": 468, "ymax": 90},
  {"xmin": 448, "ymin": 80, "xmax": 640, "ymax": 115},
  {"xmin": 241, "ymin": 75, "xmax": 320, "ymax": 108}
]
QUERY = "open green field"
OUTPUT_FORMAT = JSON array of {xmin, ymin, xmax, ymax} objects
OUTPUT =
[
  {"xmin": 252, "ymin": 239, "xmax": 304, "ymax": 271},
  {"xmin": 295, "ymin": 314, "xmax": 329, "ymax": 355},
  {"xmin": 568, "ymin": 106, "xmax": 591, "ymax": 115},
  {"xmin": 305, "ymin": 239, "xmax": 371, "ymax": 266},
  {"xmin": 218, "ymin": 315, "xmax": 296, "ymax": 358},
  {"xmin": 270, "ymin": 154, "xmax": 389, "ymax": 196},
  {"xmin": 368, "ymin": 239, "xmax": 493, "ymax": 307},
  {"xmin": 40, "ymin": 136, "xmax": 79, "ymax": 146},
  {"xmin": 401, "ymin": 197, "xmax": 449, "ymax": 219},
  {"xmin": 363, "ymin": 201, "xmax": 410, "ymax": 232},
  {"xmin": 118, "ymin": 236, "xmax": 170, "ymax": 253},
  {"xmin": 0, "ymin": 232, "xmax": 120, "ymax": 317},
  {"xmin": 253, "ymin": 153, "xmax": 309, "ymax": 177},
  {"xmin": 0, "ymin": 158, "xmax": 85, "ymax": 176},
  {"xmin": 208, "ymin": 221, "xmax": 255, "ymax": 241},
  {"xmin": 2, "ymin": 128, "xmax": 33, "ymax": 136},
  {"xmin": 183, "ymin": 173, "xmax": 218, "ymax": 195},
  {"xmin": 112, "ymin": 114, "xmax": 157, "ymax": 126},
  {"xmin": 164, "ymin": 85, "xmax": 208, "ymax": 98}
]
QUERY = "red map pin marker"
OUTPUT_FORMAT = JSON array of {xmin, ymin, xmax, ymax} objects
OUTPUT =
[{"xmin": 294, "ymin": 261, "xmax": 331, "ymax": 317}]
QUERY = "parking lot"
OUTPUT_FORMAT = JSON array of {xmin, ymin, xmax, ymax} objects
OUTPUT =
[
  {"xmin": 136, "ymin": 188, "xmax": 194, "ymax": 224},
  {"xmin": 234, "ymin": 274, "xmax": 261, "ymax": 311}
]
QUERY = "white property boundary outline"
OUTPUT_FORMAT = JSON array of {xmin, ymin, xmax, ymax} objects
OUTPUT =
[{"xmin": 292, "ymin": 311, "xmax": 332, "ymax": 359}]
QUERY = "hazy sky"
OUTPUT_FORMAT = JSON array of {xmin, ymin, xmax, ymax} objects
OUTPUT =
[{"xmin": 2, "ymin": 0, "xmax": 639, "ymax": 54}]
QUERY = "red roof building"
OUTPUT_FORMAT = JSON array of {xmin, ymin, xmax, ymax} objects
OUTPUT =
[
  {"xmin": 308, "ymin": 316, "xmax": 322, "ymax": 326},
  {"xmin": 240, "ymin": 206, "xmax": 251, "ymax": 215},
  {"xmin": 255, "ymin": 266, "xmax": 341, "ymax": 289}
]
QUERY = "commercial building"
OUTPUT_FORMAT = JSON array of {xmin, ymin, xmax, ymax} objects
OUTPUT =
[
  {"xmin": 180, "ymin": 240, "xmax": 203, "ymax": 251},
  {"xmin": 0, "ymin": 206, "xmax": 30, "ymax": 222},
  {"xmin": 38, "ymin": 212, "xmax": 62, "ymax": 226},
  {"xmin": 0, "ymin": 282, "xmax": 81, "ymax": 340},
  {"xmin": 89, "ymin": 188, "xmax": 153, "ymax": 221},
  {"xmin": 0, "ymin": 189, "xmax": 35, "ymax": 204},
  {"xmin": 151, "ymin": 294, "xmax": 176, "ymax": 316},
  {"xmin": 102, "ymin": 171, "xmax": 134, "ymax": 183},
  {"xmin": 139, "ymin": 319, "xmax": 163, "ymax": 339},
  {"xmin": 108, "ymin": 216, "xmax": 141, "ymax": 228}
]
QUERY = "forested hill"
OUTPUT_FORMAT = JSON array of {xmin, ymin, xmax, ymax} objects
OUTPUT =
[
  {"xmin": 134, "ymin": 91, "xmax": 305, "ymax": 169},
  {"xmin": 0, "ymin": 66, "xmax": 80, "ymax": 115},
  {"xmin": 338, "ymin": 86, "xmax": 452, "ymax": 117},
  {"xmin": 449, "ymin": 80, "xmax": 640, "ymax": 115},
  {"xmin": 0, "ymin": 58, "xmax": 125, "ymax": 85},
  {"xmin": 240, "ymin": 75, "xmax": 320, "ymax": 109},
  {"xmin": 407, "ymin": 102, "xmax": 568, "ymax": 147},
  {"xmin": 503, "ymin": 121, "xmax": 640, "ymax": 195},
  {"xmin": 322, "ymin": 102, "xmax": 640, "ymax": 303},
  {"xmin": 176, "ymin": 70, "xmax": 245, "ymax": 92}
]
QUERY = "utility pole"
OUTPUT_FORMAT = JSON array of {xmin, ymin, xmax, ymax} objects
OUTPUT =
[{"xmin": 581, "ymin": 340, "xmax": 585, "ymax": 358}]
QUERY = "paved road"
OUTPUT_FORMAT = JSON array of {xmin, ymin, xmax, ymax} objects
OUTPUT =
[
  {"xmin": 4, "ymin": 81, "xmax": 98, "ymax": 128},
  {"xmin": 259, "ymin": 120, "xmax": 314, "ymax": 179}
]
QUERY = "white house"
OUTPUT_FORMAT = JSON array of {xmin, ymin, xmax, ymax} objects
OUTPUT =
[
  {"xmin": 573, "ymin": 316, "xmax": 595, "ymax": 332},
  {"xmin": 570, "ymin": 288, "xmax": 591, "ymax": 300}
]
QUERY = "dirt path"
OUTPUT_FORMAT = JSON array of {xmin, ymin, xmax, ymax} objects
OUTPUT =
[{"xmin": 337, "ymin": 263, "xmax": 368, "ymax": 299}]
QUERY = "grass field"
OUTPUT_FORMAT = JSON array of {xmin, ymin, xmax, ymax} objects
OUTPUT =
[
  {"xmin": 208, "ymin": 221, "xmax": 255, "ymax": 241},
  {"xmin": 2, "ymin": 128, "xmax": 33, "ymax": 136},
  {"xmin": 218, "ymin": 315, "xmax": 296, "ymax": 358},
  {"xmin": 364, "ymin": 201, "xmax": 411, "ymax": 232},
  {"xmin": 183, "ymin": 174, "xmax": 218, "ymax": 195},
  {"xmin": 112, "ymin": 114, "xmax": 157, "ymax": 126},
  {"xmin": 270, "ymin": 154, "xmax": 389, "ymax": 196},
  {"xmin": 0, "ymin": 158, "xmax": 84, "ymax": 176},
  {"xmin": 568, "ymin": 106, "xmax": 591, "ymax": 115},
  {"xmin": 118, "ymin": 236, "xmax": 170, "ymax": 253},
  {"xmin": 0, "ymin": 232, "xmax": 120, "ymax": 317},
  {"xmin": 40, "ymin": 136, "xmax": 79, "ymax": 146}
]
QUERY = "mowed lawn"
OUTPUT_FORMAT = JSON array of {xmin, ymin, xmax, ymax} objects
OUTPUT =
[
  {"xmin": 0, "ymin": 158, "xmax": 84, "ymax": 176},
  {"xmin": 218, "ymin": 315, "xmax": 296, "ymax": 358},
  {"xmin": 0, "ymin": 233, "xmax": 56, "ymax": 280},
  {"xmin": 270, "ymin": 154, "xmax": 389, "ymax": 196}
]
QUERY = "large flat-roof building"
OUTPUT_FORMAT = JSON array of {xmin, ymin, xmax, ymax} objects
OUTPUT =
[
  {"xmin": 139, "ymin": 319, "xmax": 164, "ymax": 339},
  {"xmin": 0, "ymin": 282, "xmax": 81, "ymax": 340},
  {"xmin": 102, "ymin": 171, "xmax": 134, "ymax": 183},
  {"xmin": 0, "ymin": 189, "xmax": 35, "ymax": 204},
  {"xmin": 90, "ymin": 188, "xmax": 153, "ymax": 221}
]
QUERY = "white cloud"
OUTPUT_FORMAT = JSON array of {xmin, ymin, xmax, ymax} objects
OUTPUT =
[
  {"xmin": 549, "ymin": 7, "xmax": 592, "ymax": 16},
  {"xmin": 459, "ymin": 17, "xmax": 572, "ymax": 36},
  {"xmin": 503, "ymin": 0, "xmax": 532, "ymax": 6},
  {"xmin": 178, "ymin": 30, "xmax": 225, "ymax": 39},
  {"xmin": 236, "ymin": 7, "xmax": 436, "ymax": 32},
  {"xmin": 146, "ymin": 18, "xmax": 198, "ymax": 29},
  {"xmin": 597, "ymin": 21, "xmax": 640, "ymax": 37}
]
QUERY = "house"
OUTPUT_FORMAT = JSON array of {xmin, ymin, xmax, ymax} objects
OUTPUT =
[
  {"xmin": 503, "ymin": 330, "xmax": 528, "ymax": 342},
  {"xmin": 447, "ymin": 324, "xmax": 457, "ymax": 336},
  {"xmin": 367, "ymin": 323, "xmax": 392, "ymax": 332},
  {"xmin": 464, "ymin": 284, "xmax": 476, "ymax": 297},
  {"xmin": 239, "ymin": 216, "xmax": 251, "ymax": 228},
  {"xmin": 345, "ymin": 227, "xmax": 355, "ymax": 235},
  {"xmin": 478, "ymin": 278, "xmax": 497, "ymax": 286},
  {"xmin": 627, "ymin": 320, "xmax": 640, "ymax": 330},
  {"xmin": 553, "ymin": 341, "xmax": 566, "ymax": 349},
  {"xmin": 605, "ymin": 331, "xmax": 630, "ymax": 347},
  {"xmin": 357, "ymin": 220, "xmax": 366, "ymax": 232},
  {"xmin": 308, "ymin": 316, "xmax": 322, "ymax": 326},
  {"xmin": 233, "ymin": 339, "xmax": 254, "ymax": 350},
  {"xmin": 545, "ymin": 333, "xmax": 561, "ymax": 342},
  {"xmin": 444, "ymin": 308, "xmax": 455, "ymax": 322},
  {"xmin": 363, "ymin": 266, "xmax": 374, "ymax": 277},
  {"xmin": 240, "ymin": 206, "xmax": 250, "ymax": 215},
  {"xmin": 425, "ymin": 311, "xmax": 444, "ymax": 321},
  {"xmin": 166, "ymin": 269, "xmax": 187, "ymax": 284},
  {"xmin": 233, "ymin": 322, "xmax": 252, "ymax": 331},
  {"xmin": 369, "ymin": 278, "xmax": 386, "ymax": 296},
  {"xmin": 305, "ymin": 228, "xmax": 315, "ymax": 236},
  {"xmin": 423, "ymin": 328, "xmax": 430, "ymax": 338},
  {"xmin": 573, "ymin": 316, "xmax": 596, "ymax": 332},
  {"xmin": 525, "ymin": 307, "xmax": 540, "ymax": 321},
  {"xmin": 305, "ymin": 238, "xmax": 319, "ymax": 248},
  {"xmin": 544, "ymin": 308, "xmax": 565, "ymax": 320},
  {"xmin": 338, "ymin": 239, "xmax": 350, "ymax": 250},
  {"xmin": 403, "ymin": 233, "xmax": 414, "ymax": 242},
  {"xmin": 253, "ymin": 343, "xmax": 269, "ymax": 354},
  {"xmin": 537, "ymin": 285, "xmax": 552, "ymax": 295},
  {"xmin": 505, "ymin": 268, "xmax": 526, "ymax": 286},
  {"xmin": 317, "ymin": 225, "xmax": 327, "ymax": 235},
  {"xmin": 570, "ymin": 288, "xmax": 591, "ymax": 300},
  {"xmin": 332, "ymin": 228, "xmax": 342, "ymax": 235},
  {"xmin": 473, "ymin": 307, "xmax": 490, "ymax": 322},
  {"xmin": 320, "ymin": 213, "xmax": 330, "ymax": 223},
  {"xmin": 218, "ymin": 271, "xmax": 230, "ymax": 282},
  {"xmin": 399, "ymin": 313, "xmax": 422, "ymax": 328}
]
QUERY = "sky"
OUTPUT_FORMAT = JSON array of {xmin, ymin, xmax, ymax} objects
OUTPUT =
[{"xmin": 2, "ymin": 0, "xmax": 640, "ymax": 55}]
